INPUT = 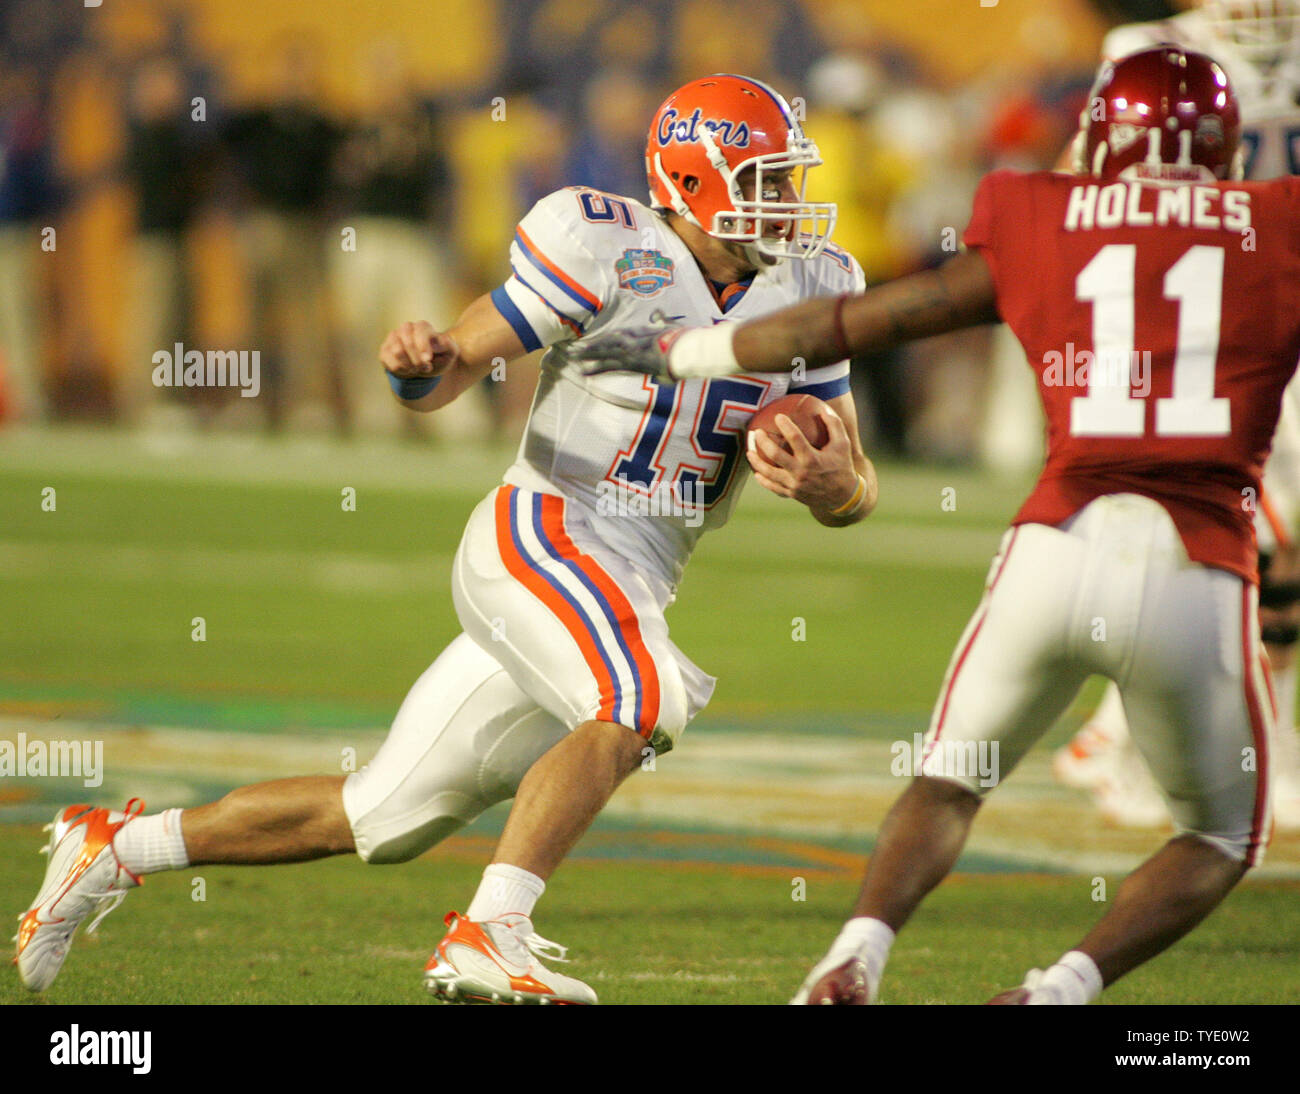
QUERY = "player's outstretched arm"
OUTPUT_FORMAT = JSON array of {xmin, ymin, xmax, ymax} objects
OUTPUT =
[
  {"xmin": 379, "ymin": 293, "xmax": 529, "ymax": 413},
  {"xmin": 572, "ymin": 251, "xmax": 999, "ymax": 381},
  {"xmin": 734, "ymin": 250, "xmax": 1000, "ymax": 375}
]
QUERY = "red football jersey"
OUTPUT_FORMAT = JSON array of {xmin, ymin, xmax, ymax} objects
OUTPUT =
[{"xmin": 964, "ymin": 170, "xmax": 1300, "ymax": 582}]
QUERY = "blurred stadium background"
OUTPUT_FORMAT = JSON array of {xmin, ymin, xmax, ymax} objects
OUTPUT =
[
  {"xmin": 2, "ymin": 0, "xmax": 1128, "ymax": 449},
  {"xmin": 2, "ymin": 0, "xmax": 1297, "ymax": 1005}
]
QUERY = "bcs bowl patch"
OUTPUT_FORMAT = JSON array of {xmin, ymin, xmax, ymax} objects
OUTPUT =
[{"xmin": 616, "ymin": 249, "xmax": 675, "ymax": 297}]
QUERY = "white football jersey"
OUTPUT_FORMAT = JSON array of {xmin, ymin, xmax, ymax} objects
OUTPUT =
[
  {"xmin": 1104, "ymin": 10, "xmax": 1300, "ymax": 179},
  {"xmin": 490, "ymin": 186, "xmax": 864, "ymax": 592}
]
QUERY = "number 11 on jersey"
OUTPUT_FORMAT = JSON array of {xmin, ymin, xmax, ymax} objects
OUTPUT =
[{"xmin": 1071, "ymin": 243, "xmax": 1230, "ymax": 438}]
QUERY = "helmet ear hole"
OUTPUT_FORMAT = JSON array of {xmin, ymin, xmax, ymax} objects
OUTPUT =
[{"xmin": 682, "ymin": 175, "xmax": 701, "ymax": 195}]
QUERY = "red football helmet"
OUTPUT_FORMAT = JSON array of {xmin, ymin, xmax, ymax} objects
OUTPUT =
[
  {"xmin": 646, "ymin": 73, "xmax": 836, "ymax": 262},
  {"xmin": 1072, "ymin": 46, "xmax": 1243, "ymax": 182}
]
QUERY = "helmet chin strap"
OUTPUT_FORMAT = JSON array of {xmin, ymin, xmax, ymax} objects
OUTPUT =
[{"xmin": 740, "ymin": 240, "xmax": 784, "ymax": 269}]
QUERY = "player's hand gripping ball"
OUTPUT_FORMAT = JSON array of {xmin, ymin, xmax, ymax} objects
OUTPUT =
[
  {"xmin": 745, "ymin": 394, "xmax": 831, "ymax": 452},
  {"xmin": 745, "ymin": 394, "xmax": 863, "ymax": 515}
]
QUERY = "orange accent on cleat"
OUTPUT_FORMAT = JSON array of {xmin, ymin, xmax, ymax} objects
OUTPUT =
[
  {"xmin": 14, "ymin": 799, "xmax": 144, "ymax": 992},
  {"xmin": 424, "ymin": 911, "xmax": 596, "ymax": 1005}
]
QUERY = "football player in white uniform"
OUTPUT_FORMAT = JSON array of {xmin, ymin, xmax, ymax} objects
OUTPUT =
[
  {"xmin": 1042, "ymin": 0, "xmax": 1300, "ymax": 830},
  {"xmin": 14, "ymin": 74, "xmax": 875, "ymax": 1004}
]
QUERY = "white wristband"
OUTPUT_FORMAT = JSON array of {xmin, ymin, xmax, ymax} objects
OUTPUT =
[{"xmin": 668, "ymin": 323, "xmax": 740, "ymax": 379}]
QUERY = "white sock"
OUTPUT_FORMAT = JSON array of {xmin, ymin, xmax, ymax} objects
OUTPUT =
[
  {"xmin": 113, "ymin": 808, "xmax": 190, "ymax": 875},
  {"xmin": 466, "ymin": 863, "xmax": 546, "ymax": 922},
  {"xmin": 1030, "ymin": 951, "xmax": 1103, "ymax": 1005},
  {"xmin": 829, "ymin": 916, "xmax": 895, "ymax": 991}
]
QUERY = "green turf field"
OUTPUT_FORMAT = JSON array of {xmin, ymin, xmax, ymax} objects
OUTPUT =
[
  {"xmin": 1, "ymin": 842, "xmax": 1296, "ymax": 1005},
  {"xmin": 2, "ymin": 424, "xmax": 1297, "ymax": 1006}
]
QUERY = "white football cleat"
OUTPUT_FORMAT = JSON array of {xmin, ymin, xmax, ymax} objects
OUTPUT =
[
  {"xmin": 790, "ymin": 953, "xmax": 875, "ymax": 1005},
  {"xmin": 1052, "ymin": 724, "xmax": 1122, "ymax": 791},
  {"xmin": 424, "ymin": 911, "xmax": 597, "ymax": 1005},
  {"xmin": 14, "ymin": 800, "xmax": 144, "ymax": 992},
  {"xmin": 987, "ymin": 968, "xmax": 1045, "ymax": 1004},
  {"xmin": 1053, "ymin": 685, "xmax": 1130, "ymax": 791},
  {"xmin": 988, "ymin": 967, "xmax": 1088, "ymax": 1004}
]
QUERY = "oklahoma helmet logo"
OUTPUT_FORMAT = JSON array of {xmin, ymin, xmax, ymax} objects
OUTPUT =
[
  {"xmin": 1108, "ymin": 122, "xmax": 1145, "ymax": 154},
  {"xmin": 616, "ymin": 249, "xmax": 675, "ymax": 297},
  {"xmin": 656, "ymin": 108, "xmax": 752, "ymax": 148}
]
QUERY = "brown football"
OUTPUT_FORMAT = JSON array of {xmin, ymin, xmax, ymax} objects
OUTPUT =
[{"xmin": 746, "ymin": 393, "xmax": 832, "ymax": 452}]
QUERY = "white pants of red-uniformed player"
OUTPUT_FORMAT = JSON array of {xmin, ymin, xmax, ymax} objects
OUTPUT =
[
  {"xmin": 341, "ymin": 485, "xmax": 715, "ymax": 864},
  {"xmin": 922, "ymin": 492, "xmax": 1273, "ymax": 865}
]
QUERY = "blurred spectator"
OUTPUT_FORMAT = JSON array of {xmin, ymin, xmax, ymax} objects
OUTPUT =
[
  {"xmin": 1, "ymin": 0, "xmax": 83, "ymax": 76},
  {"xmin": 674, "ymin": 0, "xmax": 822, "ymax": 89},
  {"xmin": 222, "ymin": 37, "xmax": 345, "ymax": 432},
  {"xmin": 565, "ymin": 70, "xmax": 656, "ymax": 200},
  {"xmin": 491, "ymin": 102, "xmax": 571, "ymax": 440},
  {"xmin": 804, "ymin": 51, "xmax": 911, "ymax": 458},
  {"xmin": 874, "ymin": 69, "xmax": 991, "ymax": 463},
  {"xmin": 514, "ymin": 102, "xmax": 571, "ymax": 213},
  {"xmin": 499, "ymin": 1, "xmax": 672, "ymax": 115},
  {"xmin": 498, "ymin": 1, "xmax": 821, "ymax": 115},
  {"xmin": 331, "ymin": 40, "xmax": 455, "ymax": 437},
  {"xmin": 120, "ymin": 53, "xmax": 215, "ymax": 426},
  {"xmin": 449, "ymin": 73, "xmax": 552, "ymax": 294},
  {"xmin": 1087, "ymin": 0, "xmax": 1178, "ymax": 21},
  {"xmin": 973, "ymin": 32, "xmax": 1097, "ymax": 471},
  {"xmin": 981, "ymin": 74, "xmax": 1092, "ymax": 172},
  {"xmin": 0, "ymin": 63, "xmax": 58, "ymax": 421},
  {"xmin": 445, "ymin": 68, "xmax": 570, "ymax": 442},
  {"xmin": 5, "ymin": 0, "xmax": 1113, "ymax": 452}
]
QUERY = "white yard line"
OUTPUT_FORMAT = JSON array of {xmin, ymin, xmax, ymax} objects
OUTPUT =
[
  {"xmin": 0, "ymin": 540, "xmax": 453, "ymax": 594},
  {"xmin": 3, "ymin": 717, "xmax": 1297, "ymax": 879}
]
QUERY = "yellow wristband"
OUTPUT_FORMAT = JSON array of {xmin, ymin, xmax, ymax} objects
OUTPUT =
[{"xmin": 829, "ymin": 474, "xmax": 867, "ymax": 517}]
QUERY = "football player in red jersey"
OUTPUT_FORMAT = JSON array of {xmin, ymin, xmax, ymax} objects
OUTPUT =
[
  {"xmin": 578, "ymin": 46, "xmax": 1298, "ymax": 1003},
  {"xmin": 1050, "ymin": 0, "xmax": 1300, "ymax": 833}
]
